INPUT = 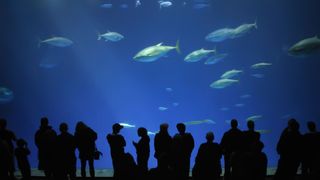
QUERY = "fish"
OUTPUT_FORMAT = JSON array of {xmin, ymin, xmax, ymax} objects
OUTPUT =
[
  {"xmin": 240, "ymin": 94, "xmax": 252, "ymax": 99},
  {"xmin": 193, "ymin": 3, "xmax": 210, "ymax": 9},
  {"xmin": 210, "ymin": 79, "xmax": 239, "ymax": 89},
  {"xmin": 165, "ymin": 88, "xmax": 173, "ymax": 92},
  {"xmin": 232, "ymin": 21, "xmax": 258, "ymax": 38},
  {"xmin": 172, "ymin": 102, "xmax": 179, "ymax": 107},
  {"xmin": 184, "ymin": 48, "xmax": 216, "ymax": 62},
  {"xmin": 159, "ymin": 1, "xmax": 172, "ymax": 9},
  {"xmin": 133, "ymin": 41, "xmax": 180, "ymax": 62},
  {"xmin": 119, "ymin": 123, "xmax": 136, "ymax": 128},
  {"xmin": 204, "ymin": 53, "xmax": 228, "ymax": 65},
  {"xmin": 39, "ymin": 58, "xmax": 60, "ymax": 69},
  {"xmin": 100, "ymin": 3, "xmax": 113, "ymax": 8},
  {"xmin": 251, "ymin": 62, "xmax": 272, "ymax": 69},
  {"xmin": 158, "ymin": 107, "xmax": 168, "ymax": 111},
  {"xmin": 205, "ymin": 28, "xmax": 235, "ymax": 42},
  {"xmin": 184, "ymin": 119, "xmax": 216, "ymax": 125},
  {"xmin": 220, "ymin": 107, "xmax": 229, "ymax": 111},
  {"xmin": 147, "ymin": 131, "xmax": 157, "ymax": 135},
  {"xmin": 120, "ymin": 4, "xmax": 129, "ymax": 9},
  {"xmin": 98, "ymin": 31, "xmax": 124, "ymax": 42},
  {"xmin": 256, "ymin": 129, "xmax": 271, "ymax": 134},
  {"xmin": 221, "ymin": 69, "xmax": 243, "ymax": 79},
  {"xmin": 235, "ymin": 103, "xmax": 245, "ymax": 107},
  {"xmin": 39, "ymin": 37, "xmax": 73, "ymax": 47},
  {"xmin": 251, "ymin": 74, "xmax": 265, "ymax": 78},
  {"xmin": 135, "ymin": 0, "xmax": 141, "ymax": 7},
  {"xmin": 0, "ymin": 87, "xmax": 14, "ymax": 104},
  {"xmin": 288, "ymin": 36, "xmax": 320, "ymax": 56},
  {"xmin": 246, "ymin": 115, "xmax": 263, "ymax": 122}
]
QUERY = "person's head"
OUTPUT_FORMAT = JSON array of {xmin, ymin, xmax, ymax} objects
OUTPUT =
[
  {"xmin": 137, "ymin": 127, "xmax": 148, "ymax": 137},
  {"xmin": 59, "ymin": 123, "xmax": 68, "ymax": 133},
  {"xmin": 0, "ymin": 118, "xmax": 7, "ymax": 129},
  {"xmin": 40, "ymin": 117, "xmax": 49, "ymax": 127},
  {"xmin": 16, "ymin": 139, "xmax": 27, "ymax": 148},
  {"xmin": 160, "ymin": 123, "xmax": 169, "ymax": 132},
  {"xmin": 231, "ymin": 119, "xmax": 238, "ymax": 129},
  {"xmin": 307, "ymin": 121, "xmax": 316, "ymax": 132},
  {"xmin": 288, "ymin": 118, "xmax": 299, "ymax": 132},
  {"xmin": 247, "ymin": 120, "xmax": 255, "ymax": 131},
  {"xmin": 75, "ymin": 121, "xmax": 87, "ymax": 132},
  {"xmin": 176, "ymin": 123, "xmax": 186, "ymax": 134},
  {"xmin": 206, "ymin": 131, "xmax": 214, "ymax": 142},
  {"xmin": 112, "ymin": 123, "xmax": 124, "ymax": 134}
]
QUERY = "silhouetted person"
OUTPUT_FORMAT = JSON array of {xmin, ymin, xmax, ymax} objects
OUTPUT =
[
  {"xmin": 192, "ymin": 131, "xmax": 222, "ymax": 180},
  {"xmin": 15, "ymin": 139, "xmax": 31, "ymax": 180},
  {"xmin": 220, "ymin": 119, "xmax": 243, "ymax": 180},
  {"xmin": 274, "ymin": 119, "xmax": 303, "ymax": 180},
  {"xmin": 107, "ymin": 123, "xmax": 126, "ymax": 180},
  {"xmin": 0, "ymin": 118, "xmax": 17, "ymax": 179},
  {"xmin": 242, "ymin": 120, "xmax": 261, "ymax": 152},
  {"xmin": 231, "ymin": 140, "xmax": 267, "ymax": 180},
  {"xmin": 75, "ymin": 121, "xmax": 97, "ymax": 178},
  {"xmin": 0, "ymin": 133, "xmax": 11, "ymax": 180},
  {"xmin": 56, "ymin": 123, "xmax": 76, "ymax": 180},
  {"xmin": 154, "ymin": 123, "xmax": 172, "ymax": 170},
  {"xmin": 301, "ymin": 121, "xmax": 320, "ymax": 180},
  {"xmin": 172, "ymin": 123, "xmax": 194, "ymax": 180},
  {"xmin": 148, "ymin": 154, "xmax": 173, "ymax": 180},
  {"xmin": 133, "ymin": 127, "xmax": 150, "ymax": 179}
]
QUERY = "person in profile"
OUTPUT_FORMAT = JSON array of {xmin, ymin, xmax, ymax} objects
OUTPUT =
[
  {"xmin": 242, "ymin": 120, "xmax": 261, "ymax": 152},
  {"xmin": 34, "ymin": 117, "xmax": 57, "ymax": 179},
  {"xmin": 15, "ymin": 139, "xmax": 31, "ymax": 180},
  {"xmin": 133, "ymin": 127, "xmax": 150, "ymax": 179},
  {"xmin": 56, "ymin": 123, "xmax": 76, "ymax": 180},
  {"xmin": 274, "ymin": 119, "xmax": 303, "ymax": 180},
  {"xmin": 192, "ymin": 131, "xmax": 222, "ymax": 180},
  {"xmin": 74, "ymin": 121, "xmax": 97, "ymax": 178},
  {"xmin": 171, "ymin": 123, "xmax": 194, "ymax": 180},
  {"xmin": 0, "ymin": 118, "xmax": 17, "ymax": 179},
  {"xmin": 302, "ymin": 121, "xmax": 320, "ymax": 180},
  {"xmin": 154, "ymin": 123, "xmax": 172, "ymax": 170},
  {"xmin": 106, "ymin": 123, "xmax": 126, "ymax": 180},
  {"xmin": 220, "ymin": 119, "xmax": 243, "ymax": 180}
]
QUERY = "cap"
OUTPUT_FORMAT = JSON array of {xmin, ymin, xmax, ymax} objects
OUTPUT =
[{"xmin": 113, "ymin": 123, "xmax": 124, "ymax": 131}]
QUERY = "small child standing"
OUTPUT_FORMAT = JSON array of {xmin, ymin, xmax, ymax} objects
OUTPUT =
[{"xmin": 15, "ymin": 139, "xmax": 31, "ymax": 180}]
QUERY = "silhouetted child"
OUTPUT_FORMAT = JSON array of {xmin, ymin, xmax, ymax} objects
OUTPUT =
[
  {"xmin": 133, "ymin": 127, "xmax": 150, "ymax": 179},
  {"xmin": 15, "ymin": 139, "xmax": 31, "ymax": 180}
]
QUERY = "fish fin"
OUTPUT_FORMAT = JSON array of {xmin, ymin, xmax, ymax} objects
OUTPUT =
[
  {"xmin": 175, "ymin": 40, "xmax": 181, "ymax": 54},
  {"xmin": 97, "ymin": 31, "xmax": 101, "ymax": 40},
  {"xmin": 156, "ymin": 42, "xmax": 163, "ymax": 46},
  {"xmin": 254, "ymin": 18, "xmax": 258, "ymax": 29}
]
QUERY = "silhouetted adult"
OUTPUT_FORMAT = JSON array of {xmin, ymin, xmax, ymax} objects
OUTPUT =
[
  {"xmin": 154, "ymin": 123, "xmax": 172, "ymax": 170},
  {"xmin": 171, "ymin": 123, "xmax": 194, "ymax": 180},
  {"xmin": 107, "ymin": 123, "xmax": 126, "ymax": 180},
  {"xmin": 74, "ymin": 121, "xmax": 97, "ymax": 178},
  {"xmin": 192, "ymin": 131, "xmax": 222, "ymax": 180},
  {"xmin": 0, "ymin": 118, "xmax": 17, "ymax": 179},
  {"xmin": 0, "ymin": 133, "xmax": 10, "ymax": 180},
  {"xmin": 220, "ymin": 119, "xmax": 243, "ymax": 180},
  {"xmin": 34, "ymin": 117, "xmax": 57, "ymax": 179},
  {"xmin": 274, "ymin": 119, "xmax": 303, "ymax": 180},
  {"xmin": 133, "ymin": 127, "xmax": 150, "ymax": 179},
  {"xmin": 242, "ymin": 120, "xmax": 261, "ymax": 152},
  {"xmin": 301, "ymin": 121, "xmax": 320, "ymax": 180},
  {"xmin": 56, "ymin": 123, "xmax": 76, "ymax": 180},
  {"xmin": 15, "ymin": 139, "xmax": 31, "ymax": 180},
  {"xmin": 148, "ymin": 154, "xmax": 173, "ymax": 180}
]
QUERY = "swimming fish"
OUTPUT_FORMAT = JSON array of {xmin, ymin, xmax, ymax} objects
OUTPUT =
[
  {"xmin": 158, "ymin": 107, "xmax": 168, "ymax": 111},
  {"xmin": 204, "ymin": 53, "xmax": 228, "ymax": 65},
  {"xmin": 0, "ymin": 87, "xmax": 14, "ymax": 103},
  {"xmin": 205, "ymin": 28, "xmax": 235, "ymax": 42},
  {"xmin": 119, "ymin": 123, "xmax": 136, "ymax": 128},
  {"xmin": 232, "ymin": 21, "xmax": 258, "ymax": 38},
  {"xmin": 193, "ymin": 3, "xmax": 210, "ymax": 9},
  {"xmin": 39, "ymin": 37, "xmax": 73, "ymax": 47},
  {"xmin": 184, "ymin": 48, "xmax": 216, "ymax": 62},
  {"xmin": 135, "ymin": 0, "xmax": 141, "ymax": 7},
  {"xmin": 234, "ymin": 103, "xmax": 245, "ymax": 107},
  {"xmin": 98, "ymin": 31, "xmax": 124, "ymax": 42},
  {"xmin": 288, "ymin": 36, "xmax": 320, "ymax": 56},
  {"xmin": 240, "ymin": 94, "xmax": 252, "ymax": 99},
  {"xmin": 100, "ymin": 3, "xmax": 113, "ymax": 8},
  {"xmin": 147, "ymin": 131, "xmax": 157, "ymax": 135},
  {"xmin": 165, "ymin": 88, "xmax": 173, "ymax": 92},
  {"xmin": 221, "ymin": 69, "xmax": 243, "ymax": 79},
  {"xmin": 159, "ymin": 1, "xmax": 173, "ymax": 9},
  {"xmin": 210, "ymin": 79, "xmax": 239, "ymax": 89},
  {"xmin": 251, "ymin": 62, "xmax": 272, "ymax": 69},
  {"xmin": 246, "ymin": 115, "xmax": 263, "ymax": 122},
  {"xmin": 134, "ymin": 41, "xmax": 180, "ymax": 62},
  {"xmin": 220, "ymin": 107, "xmax": 229, "ymax": 111},
  {"xmin": 251, "ymin": 74, "xmax": 265, "ymax": 78},
  {"xmin": 184, "ymin": 119, "xmax": 216, "ymax": 125},
  {"xmin": 172, "ymin": 102, "xmax": 179, "ymax": 107}
]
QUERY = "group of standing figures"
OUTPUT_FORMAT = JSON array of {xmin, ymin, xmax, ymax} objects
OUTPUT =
[{"xmin": 1, "ymin": 117, "xmax": 320, "ymax": 180}]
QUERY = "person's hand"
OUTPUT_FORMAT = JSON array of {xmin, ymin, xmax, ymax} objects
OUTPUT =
[{"xmin": 132, "ymin": 141, "xmax": 137, "ymax": 147}]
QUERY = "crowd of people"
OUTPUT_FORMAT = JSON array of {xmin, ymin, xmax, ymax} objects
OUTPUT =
[{"xmin": 0, "ymin": 117, "xmax": 320, "ymax": 180}]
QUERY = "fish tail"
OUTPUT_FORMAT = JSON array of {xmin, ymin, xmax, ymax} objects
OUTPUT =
[
  {"xmin": 254, "ymin": 18, "xmax": 258, "ymax": 29},
  {"xmin": 175, "ymin": 40, "xmax": 181, "ymax": 54},
  {"xmin": 96, "ymin": 31, "xmax": 101, "ymax": 40},
  {"xmin": 38, "ymin": 38, "xmax": 42, "ymax": 48}
]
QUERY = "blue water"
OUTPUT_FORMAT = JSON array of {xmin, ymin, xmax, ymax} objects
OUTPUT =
[{"xmin": 1, "ymin": 0, "xmax": 320, "ymax": 170}]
